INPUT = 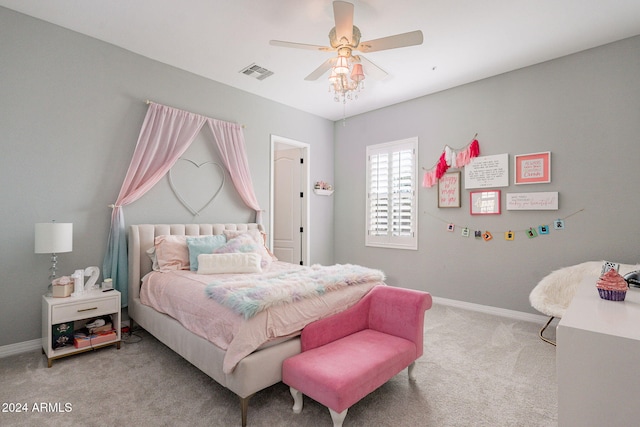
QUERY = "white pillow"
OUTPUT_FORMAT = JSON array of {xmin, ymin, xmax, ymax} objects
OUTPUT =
[
  {"xmin": 197, "ymin": 253, "xmax": 262, "ymax": 274},
  {"xmin": 146, "ymin": 246, "xmax": 159, "ymax": 271}
]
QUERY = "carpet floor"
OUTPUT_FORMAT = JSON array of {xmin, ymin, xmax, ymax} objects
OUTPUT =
[{"xmin": 0, "ymin": 303, "xmax": 557, "ymax": 426}]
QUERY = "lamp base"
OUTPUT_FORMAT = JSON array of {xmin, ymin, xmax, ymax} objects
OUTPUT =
[{"xmin": 46, "ymin": 252, "xmax": 59, "ymax": 295}]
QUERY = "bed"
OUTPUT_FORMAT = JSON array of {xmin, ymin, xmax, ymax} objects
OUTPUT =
[{"xmin": 127, "ymin": 223, "xmax": 383, "ymax": 426}]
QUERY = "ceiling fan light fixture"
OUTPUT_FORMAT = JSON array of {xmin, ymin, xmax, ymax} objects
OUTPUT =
[
  {"xmin": 270, "ymin": 1, "xmax": 423, "ymax": 109},
  {"xmin": 328, "ymin": 59, "xmax": 364, "ymax": 104},
  {"xmin": 350, "ymin": 63, "xmax": 365, "ymax": 82},
  {"xmin": 333, "ymin": 56, "xmax": 350, "ymax": 75},
  {"xmin": 328, "ymin": 69, "xmax": 339, "ymax": 83}
]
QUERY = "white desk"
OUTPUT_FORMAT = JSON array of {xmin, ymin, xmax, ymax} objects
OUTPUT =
[{"xmin": 557, "ymin": 276, "xmax": 640, "ymax": 427}]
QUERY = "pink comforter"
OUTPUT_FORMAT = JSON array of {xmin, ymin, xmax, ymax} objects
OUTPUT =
[{"xmin": 140, "ymin": 261, "xmax": 381, "ymax": 373}]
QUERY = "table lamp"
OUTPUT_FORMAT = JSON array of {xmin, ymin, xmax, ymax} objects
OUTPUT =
[{"xmin": 35, "ymin": 221, "xmax": 73, "ymax": 288}]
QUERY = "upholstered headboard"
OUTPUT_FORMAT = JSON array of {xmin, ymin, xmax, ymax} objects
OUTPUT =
[{"xmin": 127, "ymin": 223, "xmax": 264, "ymax": 306}]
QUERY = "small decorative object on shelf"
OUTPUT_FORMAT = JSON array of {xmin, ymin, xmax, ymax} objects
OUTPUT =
[
  {"xmin": 313, "ymin": 181, "xmax": 334, "ymax": 196},
  {"xmin": 51, "ymin": 276, "xmax": 74, "ymax": 298}
]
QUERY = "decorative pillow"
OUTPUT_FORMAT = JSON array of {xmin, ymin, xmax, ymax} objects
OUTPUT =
[
  {"xmin": 214, "ymin": 233, "xmax": 272, "ymax": 268},
  {"xmin": 223, "ymin": 229, "xmax": 278, "ymax": 261},
  {"xmin": 223, "ymin": 229, "xmax": 265, "ymax": 245},
  {"xmin": 186, "ymin": 235, "xmax": 227, "ymax": 271},
  {"xmin": 154, "ymin": 235, "xmax": 189, "ymax": 272},
  {"xmin": 197, "ymin": 253, "xmax": 262, "ymax": 274},
  {"xmin": 146, "ymin": 246, "xmax": 159, "ymax": 271}
]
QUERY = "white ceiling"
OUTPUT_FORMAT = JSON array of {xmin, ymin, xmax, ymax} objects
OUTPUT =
[{"xmin": 3, "ymin": 0, "xmax": 640, "ymax": 121}]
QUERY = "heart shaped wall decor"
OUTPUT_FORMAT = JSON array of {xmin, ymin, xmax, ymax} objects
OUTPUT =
[{"xmin": 168, "ymin": 158, "xmax": 226, "ymax": 216}]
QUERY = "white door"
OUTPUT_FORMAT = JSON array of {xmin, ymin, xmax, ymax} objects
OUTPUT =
[{"xmin": 273, "ymin": 148, "xmax": 303, "ymax": 264}]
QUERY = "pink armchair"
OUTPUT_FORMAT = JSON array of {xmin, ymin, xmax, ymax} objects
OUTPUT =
[{"xmin": 282, "ymin": 285, "xmax": 432, "ymax": 426}]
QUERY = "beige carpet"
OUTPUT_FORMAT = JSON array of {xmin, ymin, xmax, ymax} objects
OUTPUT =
[{"xmin": 0, "ymin": 303, "xmax": 557, "ymax": 426}]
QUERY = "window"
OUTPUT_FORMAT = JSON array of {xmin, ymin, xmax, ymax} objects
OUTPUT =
[{"xmin": 366, "ymin": 137, "xmax": 418, "ymax": 250}]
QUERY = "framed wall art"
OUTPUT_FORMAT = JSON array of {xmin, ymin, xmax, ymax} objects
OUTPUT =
[
  {"xmin": 514, "ymin": 151, "xmax": 551, "ymax": 185},
  {"xmin": 438, "ymin": 171, "xmax": 461, "ymax": 208},
  {"xmin": 464, "ymin": 153, "xmax": 509, "ymax": 189},
  {"xmin": 506, "ymin": 191, "xmax": 559, "ymax": 210},
  {"xmin": 470, "ymin": 190, "xmax": 501, "ymax": 215}
]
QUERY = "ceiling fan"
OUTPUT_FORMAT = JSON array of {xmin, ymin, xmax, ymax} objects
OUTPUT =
[{"xmin": 269, "ymin": 1, "xmax": 424, "ymax": 83}]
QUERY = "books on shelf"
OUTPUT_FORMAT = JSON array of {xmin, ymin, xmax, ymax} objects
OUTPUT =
[{"xmin": 52, "ymin": 322, "xmax": 74, "ymax": 349}]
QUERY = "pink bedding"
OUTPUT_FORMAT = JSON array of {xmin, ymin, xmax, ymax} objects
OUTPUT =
[{"xmin": 140, "ymin": 261, "xmax": 381, "ymax": 373}]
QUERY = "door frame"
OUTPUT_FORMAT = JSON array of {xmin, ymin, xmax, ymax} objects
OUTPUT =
[{"xmin": 270, "ymin": 134, "xmax": 310, "ymax": 265}]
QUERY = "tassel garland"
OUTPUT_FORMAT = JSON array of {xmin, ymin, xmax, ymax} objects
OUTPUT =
[{"xmin": 422, "ymin": 138, "xmax": 480, "ymax": 188}]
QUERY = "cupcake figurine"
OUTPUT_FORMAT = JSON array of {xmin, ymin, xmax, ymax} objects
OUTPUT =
[{"xmin": 596, "ymin": 269, "xmax": 628, "ymax": 301}]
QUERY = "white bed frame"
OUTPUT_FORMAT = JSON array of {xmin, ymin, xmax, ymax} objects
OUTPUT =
[{"xmin": 127, "ymin": 223, "xmax": 301, "ymax": 427}]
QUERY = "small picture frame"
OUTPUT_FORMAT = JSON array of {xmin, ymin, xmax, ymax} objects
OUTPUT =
[
  {"xmin": 514, "ymin": 151, "xmax": 551, "ymax": 185},
  {"xmin": 601, "ymin": 261, "xmax": 620, "ymax": 275},
  {"xmin": 438, "ymin": 172, "xmax": 461, "ymax": 208},
  {"xmin": 470, "ymin": 190, "xmax": 501, "ymax": 215}
]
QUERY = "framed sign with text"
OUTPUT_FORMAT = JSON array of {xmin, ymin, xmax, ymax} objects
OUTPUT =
[
  {"xmin": 506, "ymin": 192, "xmax": 559, "ymax": 210},
  {"xmin": 464, "ymin": 153, "xmax": 509, "ymax": 189},
  {"xmin": 514, "ymin": 151, "xmax": 551, "ymax": 184},
  {"xmin": 438, "ymin": 171, "xmax": 461, "ymax": 208}
]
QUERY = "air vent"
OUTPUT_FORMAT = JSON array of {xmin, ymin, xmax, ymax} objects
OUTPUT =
[{"xmin": 239, "ymin": 63, "xmax": 274, "ymax": 81}]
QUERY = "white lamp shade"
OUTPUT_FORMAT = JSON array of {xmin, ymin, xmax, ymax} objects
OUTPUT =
[
  {"xmin": 333, "ymin": 56, "xmax": 349, "ymax": 75},
  {"xmin": 35, "ymin": 223, "xmax": 73, "ymax": 253}
]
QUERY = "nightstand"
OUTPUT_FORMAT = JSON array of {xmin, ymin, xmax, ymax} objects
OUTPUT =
[{"xmin": 42, "ymin": 289, "xmax": 121, "ymax": 367}]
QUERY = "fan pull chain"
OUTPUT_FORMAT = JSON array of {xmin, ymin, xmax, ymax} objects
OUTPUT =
[{"xmin": 343, "ymin": 102, "xmax": 347, "ymax": 127}]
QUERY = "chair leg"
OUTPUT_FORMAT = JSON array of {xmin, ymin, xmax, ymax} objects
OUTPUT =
[
  {"xmin": 289, "ymin": 387, "xmax": 303, "ymax": 414},
  {"xmin": 408, "ymin": 361, "xmax": 417, "ymax": 381},
  {"xmin": 539, "ymin": 316, "xmax": 556, "ymax": 346},
  {"xmin": 329, "ymin": 408, "xmax": 348, "ymax": 427}
]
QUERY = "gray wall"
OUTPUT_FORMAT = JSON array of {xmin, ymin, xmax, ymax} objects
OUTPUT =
[
  {"xmin": 334, "ymin": 35, "xmax": 640, "ymax": 314},
  {"xmin": 0, "ymin": 8, "xmax": 334, "ymax": 347}
]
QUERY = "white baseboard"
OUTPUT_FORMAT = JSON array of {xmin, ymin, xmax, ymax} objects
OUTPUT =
[
  {"xmin": 0, "ymin": 338, "xmax": 41, "ymax": 359},
  {"xmin": 432, "ymin": 296, "xmax": 548, "ymax": 324},
  {"xmin": 0, "ymin": 300, "xmax": 545, "ymax": 358}
]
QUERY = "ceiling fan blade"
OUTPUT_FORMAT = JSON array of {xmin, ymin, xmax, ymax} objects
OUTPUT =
[
  {"xmin": 333, "ymin": 1, "xmax": 354, "ymax": 44},
  {"xmin": 305, "ymin": 58, "xmax": 336, "ymax": 81},
  {"xmin": 356, "ymin": 55, "xmax": 388, "ymax": 80},
  {"xmin": 269, "ymin": 40, "xmax": 334, "ymax": 52},
  {"xmin": 357, "ymin": 30, "xmax": 424, "ymax": 53}
]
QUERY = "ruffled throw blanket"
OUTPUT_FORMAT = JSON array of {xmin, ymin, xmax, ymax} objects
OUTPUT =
[{"xmin": 205, "ymin": 264, "xmax": 385, "ymax": 319}]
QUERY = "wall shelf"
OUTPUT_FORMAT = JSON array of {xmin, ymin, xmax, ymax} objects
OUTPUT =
[{"xmin": 313, "ymin": 189, "xmax": 334, "ymax": 196}]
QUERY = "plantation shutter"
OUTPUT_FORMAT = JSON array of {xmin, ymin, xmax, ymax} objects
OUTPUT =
[
  {"xmin": 369, "ymin": 151, "xmax": 389, "ymax": 236},
  {"xmin": 366, "ymin": 137, "xmax": 418, "ymax": 250},
  {"xmin": 391, "ymin": 148, "xmax": 414, "ymax": 236}
]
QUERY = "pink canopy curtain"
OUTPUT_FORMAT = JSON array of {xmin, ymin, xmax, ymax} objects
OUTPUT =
[
  {"xmin": 103, "ymin": 103, "xmax": 206, "ymax": 304},
  {"xmin": 207, "ymin": 119, "xmax": 263, "ymax": 223}
]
